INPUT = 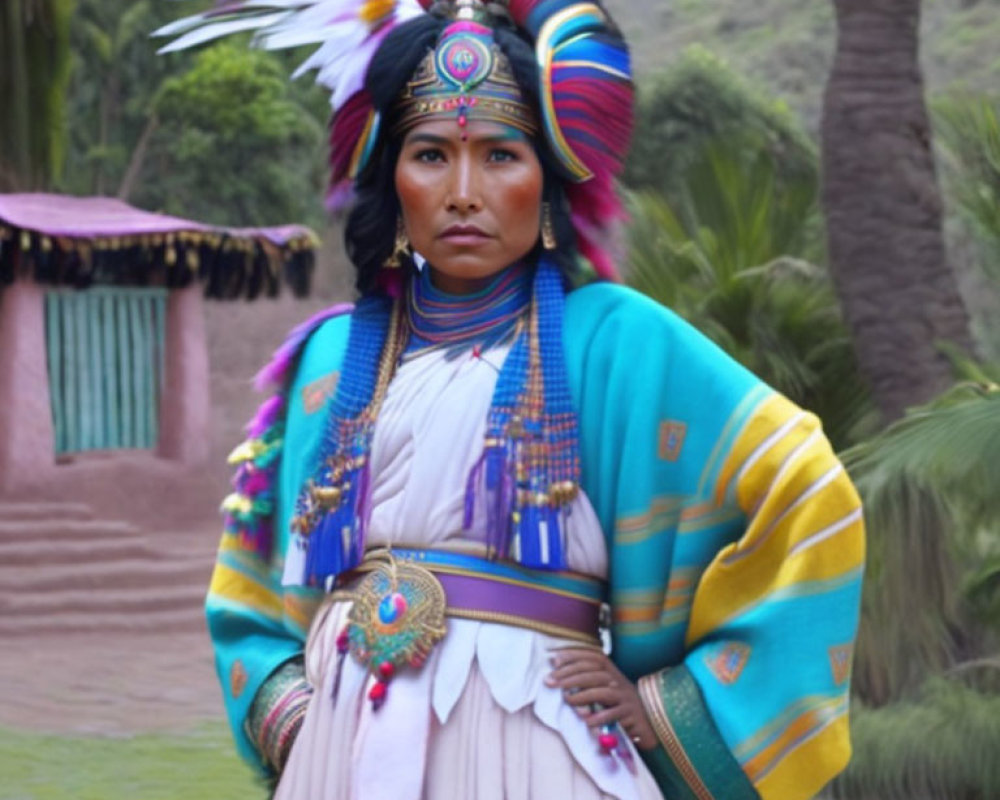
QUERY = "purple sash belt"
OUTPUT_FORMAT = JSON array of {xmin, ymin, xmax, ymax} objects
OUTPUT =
[{"xmin": 333, "ymin": 548, "xmax": 606, "ymax": 646}]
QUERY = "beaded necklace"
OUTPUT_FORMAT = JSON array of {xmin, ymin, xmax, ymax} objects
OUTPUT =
[
  {"xmin": 289, "ymin": 257, "xmax": 581, "ymax": 585},
  {"xmin": 406, "ymin": 263, "xmax": 532, "ymax": 358}
]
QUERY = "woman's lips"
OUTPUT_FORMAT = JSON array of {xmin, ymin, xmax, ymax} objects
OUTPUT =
[{"xmin": 439, "ymin": 225, "xmax": 492, "ymax": 246}]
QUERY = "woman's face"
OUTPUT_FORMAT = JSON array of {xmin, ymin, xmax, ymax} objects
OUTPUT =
[{"xmin": 395, "ymin": 117, "xmax": 544, "ymax": 295}]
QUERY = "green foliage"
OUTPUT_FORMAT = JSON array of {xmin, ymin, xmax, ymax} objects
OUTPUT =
[
  {"xmin": 625, "ymin": 139, "xmax": 874, "ymax": 449},
  {"xmin": 843, "ymin": 383, "xmax": 1000, "ymax": 706},
  {"xmin": 0, "ymin": 0, "xmax": 76, "ymax": 190},
  {"xmin": 610, "ymin": 0, "xmax": 1000, "ymax": 133},
  {"xmin": 61, "ymin": 0, "xmax": 330, "ymax": 228},
  {"xmin": 933, "ymin": 94, "xmax": 1000, "ymax": 277},
  {"xmin": 63, "ymin": 0, "xmax": 183, "ymax": 196},
  {"xmin": 832, "ymin": 678, "xmax": 1000, "ymax": 800},
  {"xmin": 625, "ymin": 46, "xmax": 818, "ymax": 201},
  {"xmin": 133, "ymin": 42, "xmax": 326, "ymax": 227}
]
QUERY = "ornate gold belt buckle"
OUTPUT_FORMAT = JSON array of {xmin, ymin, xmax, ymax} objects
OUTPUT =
[{"xmin": 345, "ymin": 551, "xmax": 447, "ymax": 709}]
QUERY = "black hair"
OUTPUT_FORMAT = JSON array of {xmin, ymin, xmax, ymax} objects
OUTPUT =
[{"xmin": 344, "ymin": 13, "xmax": 578, "ymax": 294}]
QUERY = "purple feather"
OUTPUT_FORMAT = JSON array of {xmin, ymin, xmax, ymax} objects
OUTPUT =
[
  {"xmin": 254, "ymin": 303, "xmax": 354, "ymax": 391},
  {"xmin": 246, "ymin": 394, "xmax": 284, "ymax": 437}
]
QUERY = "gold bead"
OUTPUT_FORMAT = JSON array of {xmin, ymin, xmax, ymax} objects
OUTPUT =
[{"xmin": 312, "ymin": 486, "xmax": 343, "ymax": 509}]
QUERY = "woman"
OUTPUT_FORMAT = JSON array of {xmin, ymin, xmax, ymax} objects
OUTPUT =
[{"xmin": 166, "ymin": 2, "xmax": 865, "ymax": 798}]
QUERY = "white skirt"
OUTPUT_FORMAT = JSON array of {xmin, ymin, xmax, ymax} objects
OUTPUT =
[{"xmin": 275, "ymin": 598, "xmax": 664, "ymax": 800}]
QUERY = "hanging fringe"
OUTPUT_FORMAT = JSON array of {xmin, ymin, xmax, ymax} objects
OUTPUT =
[{"xmin": 221, "ymin": 303, "xmax": 354, "ymax": 560}]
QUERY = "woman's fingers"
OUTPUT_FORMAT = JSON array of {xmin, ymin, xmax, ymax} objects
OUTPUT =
[
  {"xmin": 582, "ymin": 704, "xmax": 627, "ymax": 728},
  {"xmin": 545, "ymin": 668, "xmax": 613, "ymax": 690},
  {"xmin": 561, "ymin": 686, "xmax": 622, "ymax": 708},
  {"xmin": 547, "ymin": 650, "xmax": 614, "ymax": 681}
]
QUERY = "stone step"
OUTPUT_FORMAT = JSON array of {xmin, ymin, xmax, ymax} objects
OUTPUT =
[
  {"xmin": 0, "ymin": 582, "xmax": 207, "ymax": 619},
  {"xmin": 0, "ymin": 537, "xmax": 162, "ymax": 567},
  {"xmin": 0, "ymin": 518, "xmax": 141, "ymax": 545},
  {"xmin": 0, "ymin": 555, "xmax": 212, "ymax": 593},
  {"xmin": 0, "ymin": 606, "xmax": 207, "ymax": 637},
  {"xmin": 0, "ymin": 502, "xmax": 94, "ymax": 522}
]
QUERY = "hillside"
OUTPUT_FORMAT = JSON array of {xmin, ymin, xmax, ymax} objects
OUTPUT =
[{"xmin": 605, "ymin": 0, "xmax": 1000, "ymax": 130}]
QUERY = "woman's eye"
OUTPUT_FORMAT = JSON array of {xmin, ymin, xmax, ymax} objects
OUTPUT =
[
  {"xmin": 415, "ymin": 148, "xmax": 445, "ymax": 163},
  {"xmin": 488, "ymin": 148, "xmax": 518, "ymax": 163}
]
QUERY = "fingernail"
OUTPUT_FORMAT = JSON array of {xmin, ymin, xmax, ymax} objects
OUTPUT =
[{"xmin": 543, "ymin": 676, "xmax": 555, "ymax": 687}]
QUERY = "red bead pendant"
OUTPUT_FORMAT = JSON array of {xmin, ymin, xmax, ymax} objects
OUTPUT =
[{"xmin": 368, "ymin": 679, "xmax": 388, "ymax": 710}]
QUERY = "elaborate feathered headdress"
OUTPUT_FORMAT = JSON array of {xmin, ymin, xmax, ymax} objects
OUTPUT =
[{"xmin": 156, "ymin": 0, "xmax": 633, "ymax": 278}]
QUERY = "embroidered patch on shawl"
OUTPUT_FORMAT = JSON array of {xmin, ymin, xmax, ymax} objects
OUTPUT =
[
  {"xmin": 230, "ymin": 660, "xmax": 248, "ymax": 699},
  {"xmin": 302, "ymin": 372, "xmax": 339, "ymax": 414},
  {"xmin": 829, "ymin": 644, "xmax": 853, "ymax": 686},
  {"xmin": 705, "ymin": 642, "xmax": 751, "ymax": 685},
  {"xmin": 658, "ymin": 421, "xmax": 687, "ymax": 461}
]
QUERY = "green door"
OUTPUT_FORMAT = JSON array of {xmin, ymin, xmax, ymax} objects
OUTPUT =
[{"xmin": 45, "ymin": 288, "xmax": 167, "ymax": 455}]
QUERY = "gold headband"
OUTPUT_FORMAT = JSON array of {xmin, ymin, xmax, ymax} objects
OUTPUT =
[{"xmin": 391, "ymin": 21, "xmax": 538, "ymax": 138}]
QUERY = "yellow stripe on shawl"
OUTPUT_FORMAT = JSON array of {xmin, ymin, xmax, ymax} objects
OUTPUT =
[
  {"xmin": 283, "ymin": 593, "xmax": 321, "ymax": 636},
  {"xmin": 754, "ymin": 710, "xmax": 852, "ymax": 800},
  {"xmin": 685, "ymin": 402, "xmax": 864, "ymax": 645},
  {"xmin": 209, "ymin": 562, "xmax": 284, "ymax": 621},
  {"xmin": 713, "ymin": 393, "xmax": 804, "ymax": 508}
]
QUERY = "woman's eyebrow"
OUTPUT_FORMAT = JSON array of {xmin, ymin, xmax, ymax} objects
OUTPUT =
[
  {"xmin": 403, "ymin": 130, "xmax": 529, "ymax": 146},
  {"xmin": 404, "ymin": 132, "xmax": 450, "ymax": 146}
]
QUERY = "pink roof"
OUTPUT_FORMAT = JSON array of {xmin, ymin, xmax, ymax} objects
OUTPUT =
[
  {"xmin": 0, "ymin": 194, "xmax": 212, "ymax": 238},
  {"xmin": 0, "ymin": 193, "xmax": 315, "ymax": 246}
]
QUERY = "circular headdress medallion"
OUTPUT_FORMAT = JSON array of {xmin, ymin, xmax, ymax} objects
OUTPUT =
[{"xmin": 435, "ymin": 33, "xmax": 493, "ymax": 90}]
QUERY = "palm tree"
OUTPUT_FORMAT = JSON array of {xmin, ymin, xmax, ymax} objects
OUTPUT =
[
  {"xmin": 821, "ymin": 0, "xmax": 973, "ymax": 422},
  {"xmin": 0, "ymin": 0, "xmax": 75, "ymax": 190}
]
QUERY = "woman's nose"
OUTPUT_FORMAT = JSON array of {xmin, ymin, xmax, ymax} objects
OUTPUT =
[{"xmin": 446, "ymin": 153, "xmax": 483, "ymax": 213}]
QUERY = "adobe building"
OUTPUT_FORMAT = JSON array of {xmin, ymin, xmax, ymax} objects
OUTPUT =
[{"xmin": 0, "ymin": 193, "xmax": 317, "ymax": 494}]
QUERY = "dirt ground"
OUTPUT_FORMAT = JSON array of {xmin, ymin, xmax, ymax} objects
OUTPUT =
[{"xmin": 0, "ymin": 234, "xmax": 354, "ymax": 737}]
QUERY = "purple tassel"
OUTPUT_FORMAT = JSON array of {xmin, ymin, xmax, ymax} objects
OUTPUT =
[
  {"xmin": 482, "ymin": 447, "xmax": 515, "ymax": 560},
  {"xmin": 463, "ymin": 451, "xmax": 486, "ymax": 530}
]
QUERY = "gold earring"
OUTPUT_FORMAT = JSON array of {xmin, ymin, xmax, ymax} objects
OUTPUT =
[
  {"xmin": 384, "ymin": 217, "xmax": 411, "ymax": 269},
  {"xmin": 541, "ymin": 202, "xmax": 557, "ymax": 250}
]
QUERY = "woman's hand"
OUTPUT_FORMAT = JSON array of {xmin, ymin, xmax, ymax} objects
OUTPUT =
[{"xmin": 545, "ymin": 647, "xmax": 658, "ymax": 751}]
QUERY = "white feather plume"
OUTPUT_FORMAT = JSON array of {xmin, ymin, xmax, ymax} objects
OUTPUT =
[{"xmin": 154, "ymin": 0, "xmax": 425, "ymax": 109}]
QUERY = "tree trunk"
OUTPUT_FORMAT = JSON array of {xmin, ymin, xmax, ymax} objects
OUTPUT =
[
  {"xmin": 821, "ymin": 0, "xmax": 973, "ymax": 422},
  {"xmin": 117, "ymin": 114, "xmax": 158, "ymax": 202},
  {"xmin": 1, "ymin": 0, "xmax": 33, "ymax": 190}
]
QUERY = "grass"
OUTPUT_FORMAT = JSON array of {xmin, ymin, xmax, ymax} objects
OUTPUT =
[{"xmin": 0, "ymin": 722, "xmax": 264, "ymax": 800}]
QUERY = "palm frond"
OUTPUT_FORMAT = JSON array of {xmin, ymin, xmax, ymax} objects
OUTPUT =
[
  {"xmin": 831, "ymin": 678, "xmax": 1000, "ymax": 800},
  {"xmin": 843, "ymin": 385, "xmax": 1000, "ymax": 704},
  {"xmin": 624, "ymin": 138, "xmax": 875, "ymax": 449}
]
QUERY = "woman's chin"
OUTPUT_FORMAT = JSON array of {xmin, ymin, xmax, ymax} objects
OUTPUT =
[{"xmin": 426, "ymin": 259, "xmax": 512, "ymax": 294}]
